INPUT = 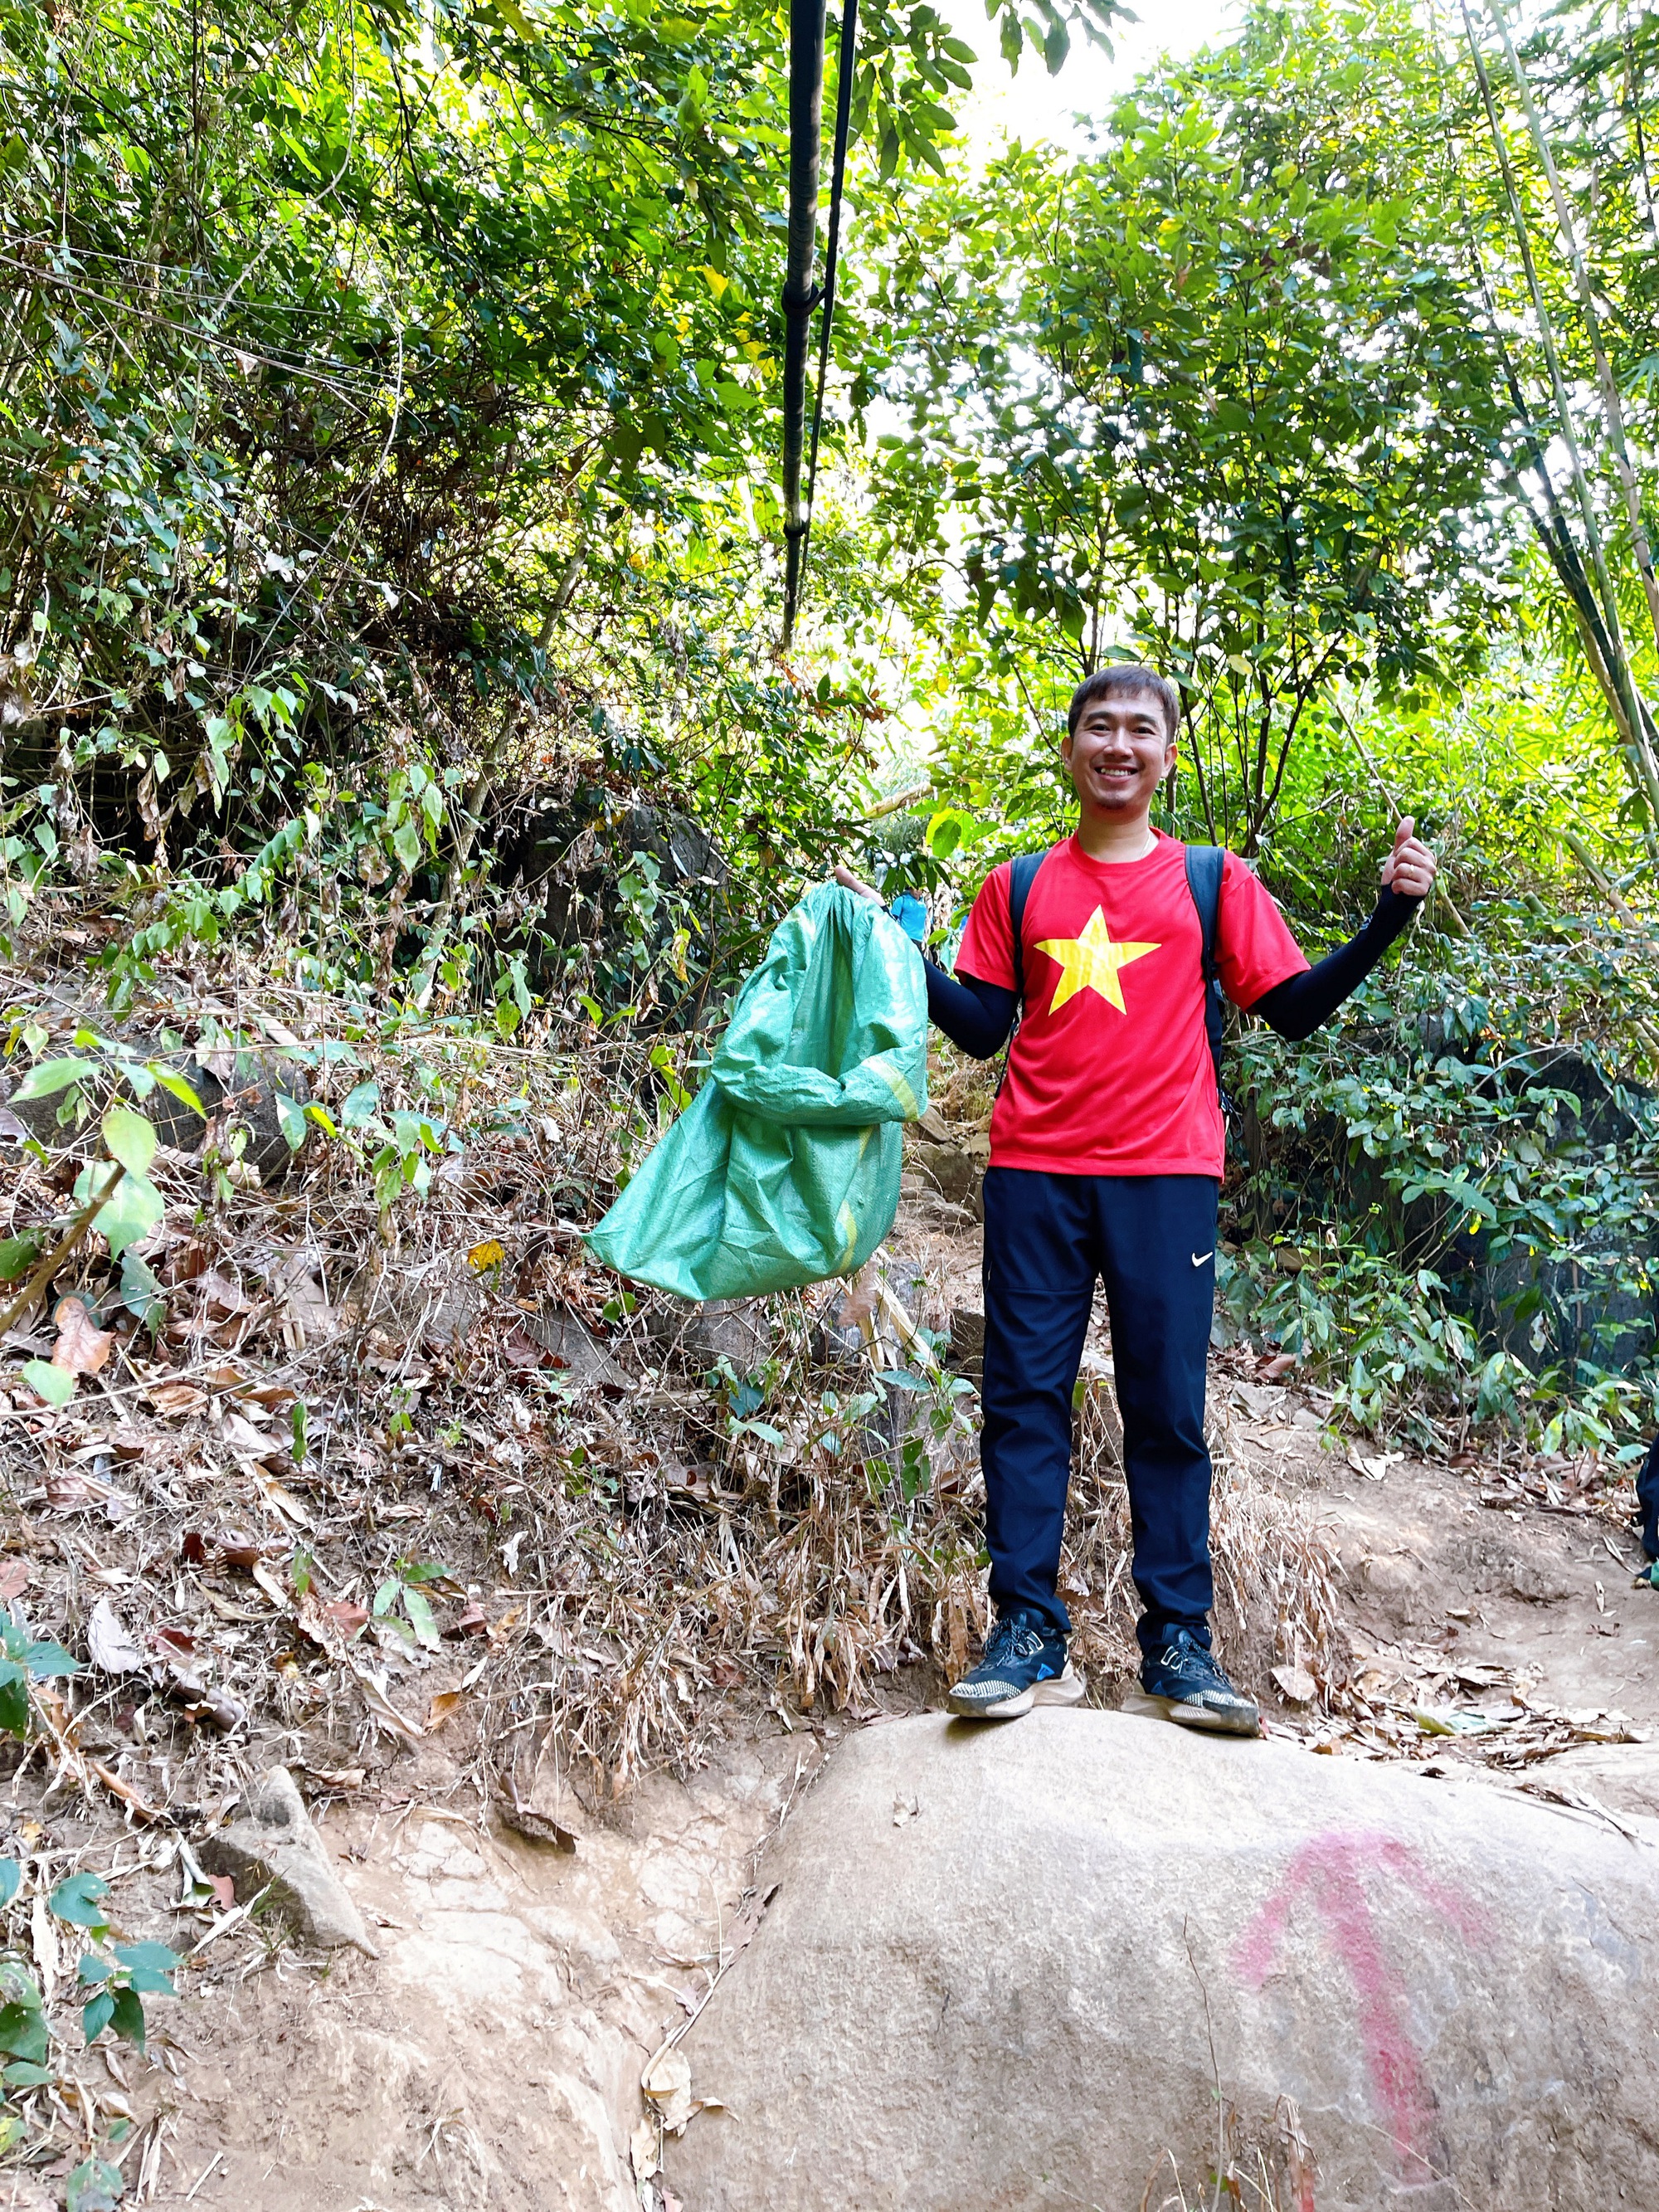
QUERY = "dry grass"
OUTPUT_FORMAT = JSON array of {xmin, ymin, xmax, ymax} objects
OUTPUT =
[{"xmin": 0, "ymin": 904, "xmax": 1356, "ymax": 1871}]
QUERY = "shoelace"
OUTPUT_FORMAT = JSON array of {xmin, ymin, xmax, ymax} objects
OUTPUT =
[
  {"xmin": 1160, "ymin": 1637, "xmax": 1231, "ymax": 1694},
  {"xmin": 984, "ymin": 1620, "xmax": 1044, "ymax": 1671}
]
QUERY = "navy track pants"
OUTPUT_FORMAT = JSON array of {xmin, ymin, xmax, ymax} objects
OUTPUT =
[{"xmin": 979, "ymin": 1167, "xmax": 1219, "ymax": 1657}]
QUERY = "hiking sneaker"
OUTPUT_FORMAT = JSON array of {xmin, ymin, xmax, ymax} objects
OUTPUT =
[
  {"xmin": 946, "ymin": 1610, "xmax": 1087, "ymax": 1720},
  {"xmin": 1135, "ymin": 1630, "xmax": 1260, "ymax": 1737}
]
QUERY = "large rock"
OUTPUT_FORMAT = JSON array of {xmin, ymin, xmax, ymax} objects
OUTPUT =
[
  {"xmin": 199, "ymin": 1766, "xmax": 380, "ymax": 1956},
  {"xmin": 669, "ymin": 1712, "xmax": 1659, "ymax": 2211}
]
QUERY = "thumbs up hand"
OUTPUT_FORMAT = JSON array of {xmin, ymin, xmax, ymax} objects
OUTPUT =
[{"xmin": 1380, "ymin": 816, "xmax": 1437, "ymax": 901}]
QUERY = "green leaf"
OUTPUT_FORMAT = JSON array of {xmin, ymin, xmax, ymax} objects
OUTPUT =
[
  {"xmin": 96, "ymin": 1172, "xmax": 164, "ymax": 1264},
  {"xmin": 401, "ymin": 1586, "xmax": 441, "ymax": 1651},
  {"xmin": 148, "ymin": 1066, "xmax": 206, "ymax": 1118},
  {"xmin": 0, "ymin": 1235, "xmax": 40, "ymax": 1282},
  {"xmin": 20, "ymin": 1359, "xmax": 74, "ymax": 1406},
  {"xmin": 80, "ymin": 1989, "xmax": 115, "ymax": 2044},
  {"xmin": 100, "ymin": 1102, "xmax": 157, "ymax": 1180},
  {"xmin": 23, "ymin": 1637, "xmax": 79, "ymax": 1678},
  {"xmin": 390, "ymin": 816, "xmax": 421, "ymax": 873},
  {"xmin": 274, "ymin": 1093, "xmax": 306, "ymax": 1150},
  {"xmin": 119, "ymin": 1250, "xmax": 165, "ymax": 1330},
  {"xmin": 50, "ymin": 1872, "xmax": 110, "ymax": 1932},
  {"xmin": 112, "ymin": 1942, "xmax": 178, "ymax": 1996},
  {"xmin": 2, "ymin": 2059, "xmax": 54, "ymax": 2087},
  {"xmin": 0, "ymin": 1999, "xmax": 47, "ymax": 2064},
  {"xmin": 341, "ymin": 1081, "xmax": 380, "ymax": 1129},
  {"xmin": 0, "ymin": 1662, "xmax": 27, "ymax": 1738},
  {"xmin": 10, "ymin": 1057, "xmax": 94, "ymax": 1100},
  {"xmin": 109, "ymin": 1986, "xmax": 146, "ymax": 2048},
  {"xmin": 65, "ymin": 2152, "xmax": 124, "ymax": 2211},
  {"xmin": 77, "ymin": 1954, "xmax": 114, "ymax": 1985},
  {"xmin": 0, "ymin": 1858, "xmax": 18, "ymax": 1906}
]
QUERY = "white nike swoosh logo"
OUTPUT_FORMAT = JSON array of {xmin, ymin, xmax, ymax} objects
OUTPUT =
[{"xmin": 1191, "ymin": 1252, "xmax": 1214, "ymax": 1267}]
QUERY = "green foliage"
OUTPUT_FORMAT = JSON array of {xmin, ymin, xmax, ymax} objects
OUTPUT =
[
  {"xmin": 78, "ymin": 1942, "xmax": 179, "ymax": 2049},
  {"xmin": 1, "ymin": 1859, "xmax": 178, "ymax": 2164},
  {"xmin": 372, "ymin": 1558, "xmax": 453, "ymax": 1651},
  {"xmin": 850, "ymin": 0, "xmax": 1516, "ymax": 852},
  {"xmin": 1219, "ymin": 914, "xmax": 1659, "ymax": 1445},
  {"xmin": 0, "ymin": 1610, "xmax": 81, "ymax": 1738}
]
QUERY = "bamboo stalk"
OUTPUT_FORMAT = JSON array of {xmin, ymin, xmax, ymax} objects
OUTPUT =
[
  {"xmin": 861, "ymin": 780, "xmax": 934, "ymax": 823},
  {"xmin": 1328, "ymin": 696, "xmax": 1471, "ymax": 938},
  {"xmin": 1459, "ymin": 2, "xmax": 1659, "ymax": 820},
  {"xmin": 1485, "ymin": 0, "xmax": 1659, "ymax": 660},
  {"xmin": 0, "ymin": 1163, "xmax": 126, "ymax": 1341}
]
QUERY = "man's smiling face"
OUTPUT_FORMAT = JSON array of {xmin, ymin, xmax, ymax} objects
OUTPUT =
[{"xmin": 1061, "ymin": 688, "xmax": 1175, "ymax": 819}]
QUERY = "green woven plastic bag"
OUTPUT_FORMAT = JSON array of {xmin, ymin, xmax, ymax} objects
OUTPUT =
[{"xmin": 586, "ymin": 883, "xmax": 927, "ymax": 1300}]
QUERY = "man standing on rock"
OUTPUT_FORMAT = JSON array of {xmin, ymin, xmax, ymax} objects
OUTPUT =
[{"xmin": 839, "ymin": 665, "xmax": 1437, "ymax": 1732}]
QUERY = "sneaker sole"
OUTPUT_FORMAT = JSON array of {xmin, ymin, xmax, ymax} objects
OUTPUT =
[
  {"xmin": 1121, "ymin": 1687, "xmax": 1261, "ymax": 1738},
  {"xmin": 947, "ymin": 1667, "xmax": 1087, "ymax": 1722}
]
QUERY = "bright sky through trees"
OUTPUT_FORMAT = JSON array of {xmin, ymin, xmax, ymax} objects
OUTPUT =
[{"xmin": 941, "ymin": 0, "xmax": 1242, "ymax": 154}]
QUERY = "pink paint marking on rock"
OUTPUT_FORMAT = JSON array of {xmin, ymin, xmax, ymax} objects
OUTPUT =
[{"xmin": 1235, "ymin": 1830, "xmax": 1489, "ymax": 2187}]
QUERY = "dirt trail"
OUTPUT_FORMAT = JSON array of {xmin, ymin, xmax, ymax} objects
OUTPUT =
[{"xmin": 7, "ymin": 1181, "xmax": 1657, "ymax": 2210}]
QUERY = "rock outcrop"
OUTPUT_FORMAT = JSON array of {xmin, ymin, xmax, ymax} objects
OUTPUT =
[
  {"xmin": 199, "ymin": 1765, "xmax": 379, "ymax": 1956},
  {"xmin": 670, "ymin": 1710, "xmax": 1659, "ymax": 2211}
]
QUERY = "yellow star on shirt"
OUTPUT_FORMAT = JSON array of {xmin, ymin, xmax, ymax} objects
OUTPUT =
[{"xmin": 1035, "ymin": 907, "xmax": 1161, "ymax": 1015}]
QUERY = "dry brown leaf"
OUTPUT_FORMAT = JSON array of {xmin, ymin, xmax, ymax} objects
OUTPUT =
[
  {"xmin": 249, "ymin": 1561, "xmax": 292, "ymax": 1613},
  {"xmin": 641, "ymin": 2049, "xmax": 693, "ymax": 2133},
  {"xmin": 203, "ymin": 1592, "xmax": 273, "ymax": 1624},
  {"xmin": 1272, "ymin": 1664, "xmax": 1318, "ymax": 1706},
  {"xmin": 86, "ymin": 1596, "xmax": 147, "ymax": 1677},
  {"xmin": 494, "ymin": 1795, "xmax": 577, "ymax": 1851},
  {"xmin": 221, "ymin": 1410, "xmax": 281, "ymax": 1459},
  {"xmin": 216, "ymin": 1527, "xmax": 270, "ymax": 1570},
  {"xmin": 88, "ymin": 1761, "xmax": 164, "ymax": 1823},
  {"xmin": 629, "ymin": 2118, "xmax": 659, "ymax": 2183},
  {"xmin": 42, "ymin": 1469, "xmax": 138, "ymax": 1521},
  {"xmin": 301, "ymin": 1766, "xmax": 366, "ymax": 1792},
  {"xmin": 193, "ymin": 1269, "xmax": 249, "ymax": 1314},
  {"xmin": 51, "ymin": 1297, "xmax": 114, "ymax": 1378},
  {"xmin": 425, "ymin": 1689, "xmax": 466, "ymax": 1732},
  {"xmin": 147, "ymin": 1381, "xmax": 208, "ymax": 1418},
  {"xmin": 250, "ymin": 1469, "xmax": 314, "ymax": 1527},
  {"xmin": 0, "ymin": 1560, "xmax": 29, "ymax": 1602}
]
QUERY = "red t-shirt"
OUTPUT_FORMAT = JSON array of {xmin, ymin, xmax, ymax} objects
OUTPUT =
[{"xmin": 956, "ymin": 831, "xmax": 1307, "ymax": 1178}]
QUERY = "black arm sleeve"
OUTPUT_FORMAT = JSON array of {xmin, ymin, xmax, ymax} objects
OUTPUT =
[
  {"xmin": 1248, "ymin": 887, "xmax": 1421, "ymax": 1040},
  {"xmin": 922, "ymin": 960, "xmax": 1017, "ymax": 1059}
]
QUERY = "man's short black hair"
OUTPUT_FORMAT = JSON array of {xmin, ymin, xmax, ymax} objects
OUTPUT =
[{"xmin": 1066, "ymin": 663, "xmax": 1180, "ymax": 743}]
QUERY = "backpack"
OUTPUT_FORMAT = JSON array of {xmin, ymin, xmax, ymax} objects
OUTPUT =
[
  {"xmin": 1637, "ymin": 1434, "xmax": 1659, "ymax": 1563},
  {"xmin": 1006, "ymin": 841, "xmax": 1227, "ymax": 1098}
]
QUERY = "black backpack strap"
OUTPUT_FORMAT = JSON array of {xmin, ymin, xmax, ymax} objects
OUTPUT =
[
  {"xmin": 994, "ymin": 847, "xmax": 1054, "ymax": 1095},
  {"xmin": 1007, "ymin": 849, "xmax": 1048, "ymax": 1012},
  {"xmin": 1184, "ymin": 843, "xmax": 1225, "ymax": 1097},
  {"xmin": 1638, "ymin": 1432, "xmax": 1659, "ymax": 1562}
]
